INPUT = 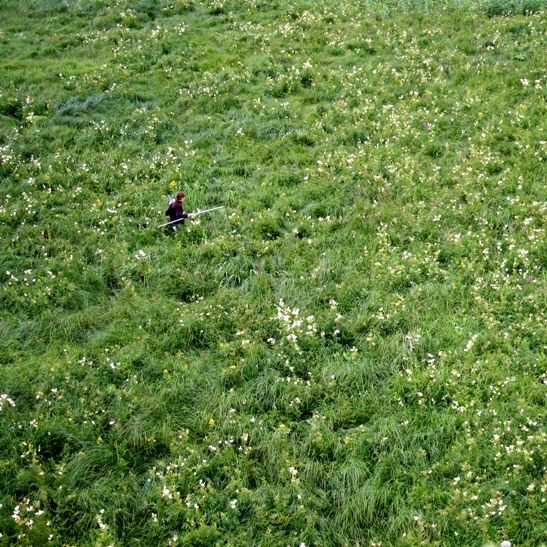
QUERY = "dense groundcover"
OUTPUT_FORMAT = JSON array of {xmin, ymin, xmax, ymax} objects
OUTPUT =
[{"xmin": 0, "ymin": 0, "xmax": 545, "ymax": 545}]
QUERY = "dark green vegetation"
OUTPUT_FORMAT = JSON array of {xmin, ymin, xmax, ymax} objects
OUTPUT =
[{"xmin": 1, "ymin": 0, "xmax": 546, "ymax": 545}]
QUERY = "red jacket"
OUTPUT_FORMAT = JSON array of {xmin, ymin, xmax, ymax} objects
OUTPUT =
[{"xmin": 165, "ymin": 200, "xmax": 188, "ymax": 223}]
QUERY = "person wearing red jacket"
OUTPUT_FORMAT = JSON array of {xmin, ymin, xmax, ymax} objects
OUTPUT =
[{"xmin": 165, "ymin": 191, "xmax": 189, "ymax": 226}]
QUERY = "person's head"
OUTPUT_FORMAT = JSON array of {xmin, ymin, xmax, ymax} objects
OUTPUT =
[{"xmin": 176, "ymin": 191, "xmax": 185, "ymax": 201}]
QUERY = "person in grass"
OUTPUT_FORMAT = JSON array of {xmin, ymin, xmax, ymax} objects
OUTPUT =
[{"xmin": 165, "ymin": 191, "xmax": 189, "ymax": 227}]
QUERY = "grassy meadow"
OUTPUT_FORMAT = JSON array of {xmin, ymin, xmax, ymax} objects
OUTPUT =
[{"xmin": 1, "ymin": 0, "xmax": 546, "ymax": 545}]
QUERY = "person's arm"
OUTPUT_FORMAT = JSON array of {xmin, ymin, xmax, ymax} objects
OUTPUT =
[{"xmin": 175, "ymin": 204, "xmax": 188, "ymax": 219}]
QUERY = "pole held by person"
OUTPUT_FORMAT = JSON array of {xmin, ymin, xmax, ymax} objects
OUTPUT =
[{"xmin": 158, "ymin": 192, "xmax": 225, "ymax": 228}]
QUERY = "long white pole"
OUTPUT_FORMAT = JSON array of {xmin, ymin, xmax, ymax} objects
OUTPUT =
[
  {"xmin": 157, "ymin": 206, "xmax": 225, "ymax": 228},
  {"xmin": 190, "ymin": 206, "xmax": 225, "ymax": 217}
]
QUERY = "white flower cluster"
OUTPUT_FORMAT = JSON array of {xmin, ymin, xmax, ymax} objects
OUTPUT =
[
  {"xmin": 404, "ymin": 331, "xmax": 422, "ymax": 352},
  {"xmin": 288, "ymin": 466, "xmax": 299, "ymax": 483},
  {"xmin": 481, "ymin": 492, "xmax": 507, "ymax": 518},
  {"xmin": 0, "ymin": 393, "xmax": 15, "ymax": 411},
  {"xmin": 11, "ymin": 498, "xmax": 48, "ymax": 532},
  {"xmin": 274, "ymin": 299, "xmax": 317, "ymax": 349},
  {"xmin": 96, "ymin": 508, "xmax": 108, "ymax": 530}
]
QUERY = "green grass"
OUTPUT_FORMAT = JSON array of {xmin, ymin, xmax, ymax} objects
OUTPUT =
[{"xmin": 1, "ymin": 0, "xmax": 546, "ymax": 545}]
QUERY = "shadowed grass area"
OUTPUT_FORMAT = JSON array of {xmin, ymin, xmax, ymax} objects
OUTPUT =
[{"xmin": 0, "ymin": 0, "xmax": 546, "ymax": 544}]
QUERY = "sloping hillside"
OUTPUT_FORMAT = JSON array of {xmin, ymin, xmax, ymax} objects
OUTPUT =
[{"xmin": 0, "ymin": 1, "xmax": 545, "ymax": 544}]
